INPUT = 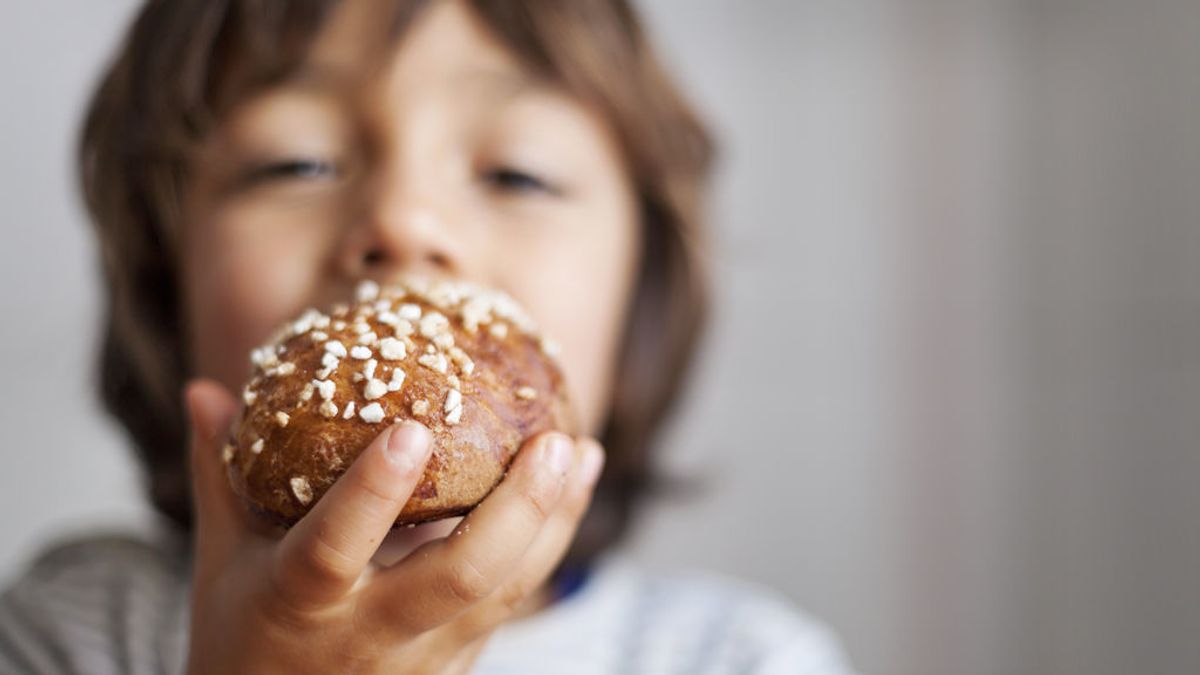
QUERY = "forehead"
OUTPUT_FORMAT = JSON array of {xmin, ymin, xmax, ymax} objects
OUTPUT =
[{"xmin": 296, "ymin": 0, "xmax": 533, "ymax": 98}]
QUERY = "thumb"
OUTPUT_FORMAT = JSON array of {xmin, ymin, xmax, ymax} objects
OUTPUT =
[{"xmin": 185, "ymin": 378, "xmax": 243, "ymax": 571}]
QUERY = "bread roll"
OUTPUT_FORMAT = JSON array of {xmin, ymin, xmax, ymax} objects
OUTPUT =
[{"xmin": 224, "ymin": 278, "xmax": 573, "ymax": 527}]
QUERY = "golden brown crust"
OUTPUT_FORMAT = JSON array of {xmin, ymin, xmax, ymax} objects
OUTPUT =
[{"xmin": 225, "ymin": 279, "xmax": 574, "ymax": 527}]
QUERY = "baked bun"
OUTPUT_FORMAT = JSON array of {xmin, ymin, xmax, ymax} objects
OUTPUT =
[{"xmin": 224, "ymin": 278, "xmax": 574, "ymax": 527}]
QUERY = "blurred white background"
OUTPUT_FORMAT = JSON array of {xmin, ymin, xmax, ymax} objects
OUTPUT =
[{"xmin": 1, "ymin": 2, "xmax": 1197, "ymax": 674}]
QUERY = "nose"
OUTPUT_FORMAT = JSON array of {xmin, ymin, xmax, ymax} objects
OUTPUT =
[{"xmin": 340, "ymin": 163, "xmax": 463, "ymax": 281}]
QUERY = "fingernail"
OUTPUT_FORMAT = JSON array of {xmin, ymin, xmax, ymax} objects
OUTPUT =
[
  {"xmin": 386, "ymin": 421, "xmax": 431, "ymax": 471},
  {"xmin": 579, "ymin": 443, "xmax": 605, "ymax": 485},
  {"xmin": 541, "ymin": 434, "xmax": 574, "ymax": 476}
]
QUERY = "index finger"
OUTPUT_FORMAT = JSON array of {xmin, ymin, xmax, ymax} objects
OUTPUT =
[{"xmin": 271, "ymin": 421, "xmax": 432, "ymax": 608}]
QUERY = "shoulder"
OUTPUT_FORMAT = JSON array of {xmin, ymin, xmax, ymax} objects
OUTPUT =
[
  {"xmin": 0, "ymin": 529, "xmax": 191, "ymax": 675},
  {"xmin": 13, "ymin": 530, "xmax": 186, "ymax": 582},
  {"xmin": 483, "ymin": 559, "xmax": 858, "ymax": 675}
]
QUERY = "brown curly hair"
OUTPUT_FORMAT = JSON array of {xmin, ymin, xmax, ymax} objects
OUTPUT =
[{"xmin": 79, "ymin": 0, "xmax": 713, "ymax": 567}]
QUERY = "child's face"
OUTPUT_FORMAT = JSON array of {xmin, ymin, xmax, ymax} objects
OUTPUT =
[{"xmin": 180, "ymin": 0, "xmax": 638, "ymax": 436}]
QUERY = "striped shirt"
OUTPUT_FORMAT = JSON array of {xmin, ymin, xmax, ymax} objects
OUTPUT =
[{"xmin": 0, "ymin": 531, "xmax": 856, "ymax": 674}]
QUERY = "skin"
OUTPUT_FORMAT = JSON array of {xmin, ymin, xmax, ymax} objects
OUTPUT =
[{"xmin": 178, "ymin": 0, "xmax": 639, "ymax": 672}]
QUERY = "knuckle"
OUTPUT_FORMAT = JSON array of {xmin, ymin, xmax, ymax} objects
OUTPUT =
[
  {"xmin": 496, "ymin": 579, "xmax": 531, "ymax": 615},
  {"xmin": 262, "ymin": 569, "xmax": 325, "ymax": 630},
  {"xmin": 516, "ymin": 478, "xmax": 557, "ymax": 525},
  {"xmin": 562, "ymin": 480, "xmax": 596, "ymax": 520},
  {"xmin": 281, "ymin": 532, "xmax": 355, "ymax": 595},
  {"xmin": 442, "ymin": 557, "xmax": 493, "ymax": 605},
  {"xmin": 349, "ymin": 471, "xmax": 404, "ymax": 520}
]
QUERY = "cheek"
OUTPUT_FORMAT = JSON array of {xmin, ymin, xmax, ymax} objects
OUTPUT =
[
  {"xmin": 503, "ymin": 197, "xmax": 639, "ymax": 435},
  {"xmin": 183, "ymin": 204, "xmax": 334, "ymax": 391}
]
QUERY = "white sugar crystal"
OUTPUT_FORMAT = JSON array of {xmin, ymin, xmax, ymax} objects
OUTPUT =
[
  {"xmin": 363, "ymin": 358, "xmax": 377, "ymax": 380},
  {"xmin": 290, "ymin": 476, "xmax": 313, "ymax": 505},
  {"xmin": 388, "ymin": 368, "xmax": 406, "ymax": 392},
  {"xmin": 350, "ymin": 345, "xmax": 372, "ymax": 360},
  {"xmin": 373, "ymin": 299, "xmax": 392, "ymax": 312},
  {"xmin": 417, "ymin": 353, "xmax": 448, "ymax": 373},
  {"xmin": 356, "ymin": 279, "xmax": 380, "ymax": 302},
  {"xmin": 332, "ymin": 320, "xmax": 347, "ymax": 331},
  {"xmin": 352, "ymin": 321, "xmax": 370, "ymax": 335},
  {"xmin": 324, "ymin": 340, "xmax": 347, "ymax": 358},
  {"xmin": 250, "ymin": 347, "xmax": 278, "ymax": 368},
  {"xmin": 321, "ymin": 352, "xmax": 340, "ymax": 370},
  {"xmin": 356, "ymin": 331, "xmax": 377, "ymax": 345},
  {"xmin": 299, "ymin": 383, "xmax": 315, "ymax": 401},
  {"xmin": 222, "ymin": 444, "xmax": 235, "ymax": 464},
  {"xmin": 379, "ymin": 337, "xmax": 406, "ymax": 360},
  {"xmin": 516, "ymin": 386, "xmax": 537, "ymax": 401},
  {"xmin": 274, "ymin": 362, "xmax": 296, "ymax": 376},
  {"xmin": 397, "ymin": 303, "xmax": 422, "ymax": 321},
  {"xmin": 433, "ymin": 333, "xmax": 455, "ymax": 349},
  {"xmin": 275, "ymin": 411, "xmax": 290, "ymax": 427},
  {"xmin": 343, "ymin": 401, "xmax": 357, "ymax": 419},
  {"xmin": 377, "ymin": 311, "xmax": 398, "ymax": 326},
  {"xmin": 419, "ymin": 311, "xmax": 449, "ymax": 338},
  {"xmin": 292, "ymin": 308, "xmax": 323, "ymax": 335},
  {"xmin": 444, "ymin": 388, "xmax": 462, "ymax": 413},
  {"xmin": 364, "ymin": 378, "xmax": 387, "ymax": 400},
  {"xmin": 313, "ymin": 314, "xmax": 330, "ymax": 329},
  {"xmin": 460, "ymin": 298, "xmax": 491, "ymax": 333},
  {"xmin": 319, "ymin": 400, "xmax": 338, "ymax": 418},
  {"xmin": 242, "ymin": 387, "xmax": 257, "ymax": 406},
  {"xmin": 489, "ymin": 322, "xmax": 508, "ymax": 339},
  {"xmin": 411, "ymin": 399, "xmax": 430, "ymax": 416},
  {"xmin": 447, "ymin": 375, "xmax": 461, "ymax": 389},
  {"xmin": 444, "ymin": 405, "xmax": 463, "ymax": 425},
  {"xmin": 393, "ymin": 319, "xmax": 415, "ymax": 337},
  {"xmin": 359, "ymin": 402, "xmax": 385, "ymax": 423},
  {"xmin": 539, "ymin": 337, "xmax": 561, "ymax": 357},
  {"xmin": 251, "ymin": 438, "xmax": 264, "ymax": 454},
  {"xmin": 310, "ymin": 330, "xmax": 328, "ymax": 341},
  {"xmin": 448, "ymin": 347, "xmax": 474, "ymax": 376}
]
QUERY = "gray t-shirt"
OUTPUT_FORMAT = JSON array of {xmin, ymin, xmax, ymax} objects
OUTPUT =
[{"xmin": 0, "ymin": 531, "xmax": 856, "ymax": 674}]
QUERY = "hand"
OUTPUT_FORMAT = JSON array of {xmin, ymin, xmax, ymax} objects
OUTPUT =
[{"xmin": 183, "ymin": 379, "xmax": 604, "ymax": 674}]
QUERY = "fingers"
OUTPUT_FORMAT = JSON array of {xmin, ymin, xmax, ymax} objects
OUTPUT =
[
  {"xmin": 273, "ymin": 421, "xmax": 432, "ymax": 607},
  {"xmin": 445, "ymin": 438, "xmax": 604, "ymax": 640},
  {"xmin": 185, "ymin": 379, "xmax": 244, "ymax": 574},
  {"xmin": 360, "ymin": 431, "xmax": 577, "ymax": 634}
]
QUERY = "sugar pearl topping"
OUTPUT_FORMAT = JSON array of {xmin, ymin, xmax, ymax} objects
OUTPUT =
[
  {"xmin": 242, "ymin": 277, "xmax": 557, "ymax": 436},
  {"xmin": 290, "ymin": 477, "xmax": 313, "ymax": 504},
  {"xmin": 359, "ymin": 402, "xmax": 385, "ymax": 423},
  {"xmin": 364, "ymin": 378, "xmax": 387, "ymax": 400}
]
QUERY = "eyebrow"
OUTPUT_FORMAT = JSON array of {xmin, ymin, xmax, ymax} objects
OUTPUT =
[
  {"xmin": 270, "ymin": 59, "xmax": 542, "ymax": 103},
  {"xmin": 269, "ymin": 62, "xmax": 365, "ymax": 95},
  {"xmin": 457, "ymin": 64, "xmax": 538, "ymax": 91}
]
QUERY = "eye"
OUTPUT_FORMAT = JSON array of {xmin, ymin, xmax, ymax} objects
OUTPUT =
[
  {"xmin": 482, "ymin": 166, "xmax": 556, "ymax": 195},
  {"xmin": 248, "ymin": 158, "xmax": 339, "ymax": 184}
]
